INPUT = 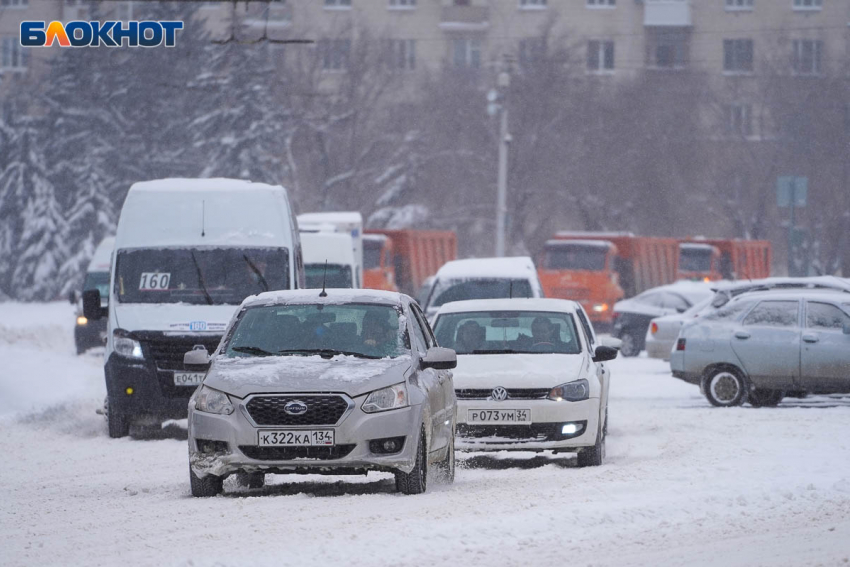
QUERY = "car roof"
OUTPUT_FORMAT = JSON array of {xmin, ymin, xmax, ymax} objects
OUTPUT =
[
  {"xmin": 435, "ymin": 256, "xmax": 537, "ymax": 279},
  {"xmin": 243, "ymin": 288, "xmax": 409, "ymax": 309},
  {"xmin": 729, "ymin": 289, "xmax": 850, "ymax": 303},
  {"xmin": 434, "ymin": 298, "xmax": 580, "ymax": 315},
  {"xmin": 637, "ymin": 281, "xmax": 715, "ymax": 302},
  {"xmin": 712, "ymin": 276, "xmax": 850, "ymax": 294}
]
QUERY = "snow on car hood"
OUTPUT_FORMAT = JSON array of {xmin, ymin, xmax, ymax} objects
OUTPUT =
[
  {"xmin": 204, "ymin": 355, "xmax": 412, "ymax": 398},
  {"xmin": 113, "ymin": 303, "xmax": 238, "ymax": 333},
  {"xmin": 452, "ymin": 353, "xmax": 587, "ymax": 390}
]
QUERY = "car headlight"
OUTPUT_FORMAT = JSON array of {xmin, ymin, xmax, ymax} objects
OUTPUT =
[
  {"xmin": 592, "ymin": 303, "xmax": 609, "ymax": 313},
  {"xmin": 548, "ymin": 379, "xmax": 589, "ymax": 402},
  {"xmin": 113, "ymin": 330, "xmax": 143, "ymax": 359},
  {"xmin": 362, "ymin": 383, "xmax": 409, "ymax": 413},
  {"xmin": 194, "ymin": 386, "xmax": 234, "ymax": 415},
  {"xmin": 76, "ymin": 316, "xmax": 88, "ymax": 326}
]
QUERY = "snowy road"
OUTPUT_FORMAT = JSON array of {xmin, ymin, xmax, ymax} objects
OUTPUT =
[{"xmin": 2, "ymin": 303, "xmax": 850, "ymax": 567}]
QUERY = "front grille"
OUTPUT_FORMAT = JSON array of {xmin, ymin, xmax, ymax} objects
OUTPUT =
[
  {"xmin": 239, "ymin": 445, "xmax": 356, "ymax": 461},
  {"xmin": 455, "ymin": 388, "xmax": 550, "ymax": 400},
  {"xmin": 246, "ymin": 395, "xmax": 349, "ymax": 426},
  {"xmin": 145, "ymin": 335, "xmax": 222, "ymax": 371},
  {"xmin": 458, "ymin": 423, "xmax": 562, "ymax": 442}
]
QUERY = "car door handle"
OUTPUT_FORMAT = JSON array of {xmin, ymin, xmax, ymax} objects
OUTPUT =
[
  {"xmin": 802, "ymin": 333, "xmax": 819, "ymax": 343},
  {"xmin": 734, "ymin": 331, "xmax": 751, "ymax": 340}
]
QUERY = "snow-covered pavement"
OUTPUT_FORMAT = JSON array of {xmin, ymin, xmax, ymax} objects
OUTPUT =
[{"xmin": 2, "ymin": 302, "xmax": 850, "ymax": 567}]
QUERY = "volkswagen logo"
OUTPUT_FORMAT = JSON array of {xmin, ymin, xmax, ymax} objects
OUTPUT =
[
  {"xmin": 490, "ymin": 387, "xmax": 509, "ymax": 401},
  {"xmin": 283, "ymin": 400, "xmax": 308, "ymax": 416}
]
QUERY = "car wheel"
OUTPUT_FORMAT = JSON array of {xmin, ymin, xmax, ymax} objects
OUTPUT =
[
  {"xmin": 395, "ymin": 427, "xmax": 427, "ymax": 495},
  {"xmin": 434, "ymin": 433, "xmax": 455, "ymax": 484},
  {"xmin": 577, "ymin": 423, "xmax": 605, "ymax": 467},
  {"xmin": 236, "ymin": 471, "xmax": 265, "ymax": 489},
  {"xmin": 702, "ymin": 368, "xmax": 747, "ymax": 407},
  {"xmin": 105, "ymin": 396, "xmax": 130, "ymax": 438},
  {"xmin": 619, "ymin": 332, "xmax": 640, "ymax": 357},
  {"xmin": 749, "ymin": 389, "xmax": 783, "ymax": 408},
  {"xmin": 190, "ymin": 467, "xmax": 223, "ymax": 498}
]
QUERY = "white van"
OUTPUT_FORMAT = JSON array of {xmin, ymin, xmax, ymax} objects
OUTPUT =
[
  {"xmin": 83, "ymin": 178, "xmax": 303, "ymax": 438},
  {"xmin": 73, "ymin": 236, "xmax": 115, "ymax": 354},
  {"xmin": 297, "ymin": 212, "xmax": 363, "ymax": 288},
  {"xmin": 422, "ymin": 256, "xmax": 544, "ymax": 321},
  {"xmin": 300, "ymin": 232, "xmax": 357, "ymax": 289}
]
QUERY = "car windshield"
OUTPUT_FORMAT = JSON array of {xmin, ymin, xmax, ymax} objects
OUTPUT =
[
  {"xmin": 679, "ymin": 247, "xmax": 713, "ymax": 272},
  {"xmin": 433, "ymin": 310, "xmax": 581, "ymax": 355},
  {"xmin": 543, "ymin": 244, "xmax": 607, "ymax": 271},
  {"xmin": 428, "ymin": 278, "xmax": 533, "ymax": 308},
  {"xmin": 224, "ymin": 303, "xmax": 407, "ymax": 359},
  {"xmin": 363, "ymin": 239, "xmax": 382, "ymax": 270},
  {"xmin": 114, "ymin": 247, "xmax": 288, "ymax": 305},
  {"xmin": 304, "ymin": 264, "xmax": 353, "ymax": 289},
  {"xmin": 83, "ymin": 271, "xmax": 109, "ymax": 299}
]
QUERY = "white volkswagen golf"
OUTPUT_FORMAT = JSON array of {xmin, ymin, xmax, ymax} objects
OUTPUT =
[{"xmin": 432, "ymin": 299, "xmax": 617, "ymax": 466}]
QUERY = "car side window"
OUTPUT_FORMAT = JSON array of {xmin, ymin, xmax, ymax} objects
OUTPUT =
[
  {"xmin": 410, "ymin": 305, "xmax": 436, "ymax": 349},
  {"xmin": 575, "ymin": 308, "xmax": 595, "ymax": 347},
  {"xmin": 806, "ymin": 302, "xmax": 850, "ymax": 331},
  {"xmin": 663, "ymin": 293, "xmax": 690, "ymax": 312},
  {"xmin": 743, "ymin": 301, "xmax": 799, "ymax": 328},
  {"xmin": 638, "ymin": 292, "xmax": 664, "ymax": 308},
  {"xmin": 408, "ymin": 308, "xmax": 429, "ymax": 354}
]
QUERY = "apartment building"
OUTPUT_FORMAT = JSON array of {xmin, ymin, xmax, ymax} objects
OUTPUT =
[{"xmin": 1, "ymin": 1, "xmax": 848, "ymax": 107}]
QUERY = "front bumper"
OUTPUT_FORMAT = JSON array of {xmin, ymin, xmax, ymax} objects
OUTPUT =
[
  {"xmin": 75, "ymin": 319, "xmax": 107, "ymax": 351},
  {"xmin": 105, "ymin": 354, "xmax": 196, "ymax": 420},
  {"xmin": 189, "ymin": 396, "xmax": 424, "ymax": 478},
  {"xmin": 455, "ymin": 398, "xmax": 600, "ymax": 452}
]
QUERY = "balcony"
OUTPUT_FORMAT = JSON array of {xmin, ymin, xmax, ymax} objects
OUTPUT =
[
  {"xmin": 440, "ymin": 5, "xmax": 490, "ymax": 32},
  {"xmin": 643, "ymin": 0, "xmax": 691, "ymax": 27}
]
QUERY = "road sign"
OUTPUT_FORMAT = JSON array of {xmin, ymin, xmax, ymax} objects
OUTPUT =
[{"xmin": 776, "ymin": 176, "xmax": 808, "ymax": 208}]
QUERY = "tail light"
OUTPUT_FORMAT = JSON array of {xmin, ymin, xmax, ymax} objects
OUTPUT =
[
  {"xmin": 650, "ymin": 322, "xmax": 658, "ymax": 335},
  {"xmin": 612, "ymin": 311, "xmax": 621, "ymax": 322},
  {"xmin": 676, "ymin": 338, "xmax": 686, "ymax": 351}
]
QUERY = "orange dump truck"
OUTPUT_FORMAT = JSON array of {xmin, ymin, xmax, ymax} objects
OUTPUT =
[
  {"xmin": 364, "ymin": 229, "xmax": 457, "ymax": 297},
  {"xmin": 538, "ymin": 232, "xmax": 679, "ymax": 331},
  {"xmin": 678, "ymin": 239, "xmax": 772, "ymax": 281},
  {"xmin": 362, "ymin": 233, "xmax": 398, "ymax": 292}
]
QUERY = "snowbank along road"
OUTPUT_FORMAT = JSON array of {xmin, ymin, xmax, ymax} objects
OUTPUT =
[{"xmin": 2, "ymin": 302, "xmax": 850, "ymax": 567}]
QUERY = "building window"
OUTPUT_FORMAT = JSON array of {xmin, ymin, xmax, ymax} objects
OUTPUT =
[
  {"xmin": 452, "ymin": 38, "xmax": 481, "ymax": 69},
  {"xmin": 723, "ymin": 39, "xmax": 754, "ymax": 73},
  {"xmin": 383, "ymin": 39, "xmax": 416, "ymax": 70},
  {"xmin": 520, "ymin": 0, "xmax": 547, "ymax": 8},
  {"xmin": 519, "ymin": 38, "xmax": 545, "ymax": 68},
  {"xmin": 388, "ymin": 0, "xmax": 415, "ymax": 7},
  {"xmin": 0, "ymin": 0, "xmax": 28, "ymax": 7},
  {"xmin": 587, "ymin": 40, "xmax": 614, "ymax": 73},
  {"xmin": 793, "ymin": 0, "xmax": 822, "ymax": 10},
  {"xmin": 324, "ymin": 0, "xmax": 351, "ymax": 8},
  {"xmin": 725, "ymin": 103, "xmax": 753, "ymax": 137},
  {"xmin": 725, "ymin": 0, "xmax": 754, "ymax": 10},
  {"xmin": 646, "ymin": 30, "xmax": 688, "ymax": 70},
  {"xmin": 318, "ymin": 39, "xmax": 351, "ymax": 71},
  {"xmin": 1, "ymin": 37, "xmax": 28, "ymax": 70},
  {"xmin": 792, "ymin": 39, "xmax": 823, "ymax": 75},
  {"xmin": 586, "ymin": 0, "xmax": 615, "ymax": 7}
]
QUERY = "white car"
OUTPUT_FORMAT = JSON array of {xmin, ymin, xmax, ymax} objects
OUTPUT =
[
  {"xmin": 431, "ymin": 298, "xmax": 617, "ymax": 466},
  {"xmin": 422, "ymin": 256, "xmax": 544, "ymax": 321},
  {"xmin": 645, "ymin": 297, "xmax": 713, "ymax": 360}
]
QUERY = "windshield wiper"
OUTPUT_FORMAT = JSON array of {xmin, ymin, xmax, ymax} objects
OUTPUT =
[
  {"xmin": 189, "ymin": 251, "xmax": 214, "ymax": 306},
  {"xmin": 231, "ymin": 345, "xmax": 275, "ymax": 357},
  {"xmin": 469, "ymin": 349, "xmax": 521, "ymax": 355},
  {"xmin": 278, "ymin": 349, "xmax": 382, "ymax": 360},
  {"xmin": 243, "ymin": 254, "xmax": 269, "ymax": 292}
]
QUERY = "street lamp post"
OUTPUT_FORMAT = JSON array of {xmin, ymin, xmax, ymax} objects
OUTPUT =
[{"xmin": 494, "ymin": 64, "xmax": 511, "ymax": 257}]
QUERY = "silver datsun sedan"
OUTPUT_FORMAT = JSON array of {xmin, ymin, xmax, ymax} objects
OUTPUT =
[
  {"xmin": 185, "ymin": 289, "xmax": 457, "ymax": 496},
  {"xmin": 671, "ymin": 290, "xmax": 850, "ymax": 407}
]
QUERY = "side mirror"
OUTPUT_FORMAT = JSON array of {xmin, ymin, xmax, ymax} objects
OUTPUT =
[
  {"xmin": 592, "ymin": 345, "xmax": 619, "ymax": 363},
  {"xmin": 599, "ymin": 336, "xmax": 622, "ymax": 350},
  {"xmin": 421, "ymin": 347, "xmax": 457, "ymax": 370},
  {"xmin": 184, "ymin": 348, "xmax": 211, "ymax": 367},
  {"xmin": 82, "ymin": 289, "xmax": 106, "ymax": 321}
]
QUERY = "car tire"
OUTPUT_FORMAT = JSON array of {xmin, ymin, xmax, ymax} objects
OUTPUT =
[
  {"xmin": 236, "ymin": 471, "xmax": 265, "ymax": 490},
  {"xmin": 434, "ymin": 433, "xmax": 455, "ymax": 484},
  {"xmin": 702, "ymin": 368, "xmax": 747, "ymax": 407},
  {"xmin": 749, "ymin": 389, "xmax": 784, "ymax": 408},
  {"xmin": 105, "ymin": 396, "xmax": 130, "ymax": 439},
  {"xmin": 619, "ymin": 332, "xmax": 640, "ymax": 358},
  {"xmin": 190, "ymin": 467, "xmax": 223, "ymax": 498},
  {"xmin": 395, "ymin": 428, "xmax": 427, "ymax": 495},
  {"xmin": 577, "ymin": 423, "xmax": 605, "ymax": 467}
]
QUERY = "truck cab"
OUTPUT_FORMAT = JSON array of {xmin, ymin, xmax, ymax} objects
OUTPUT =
[
  {"xmin": 678, "ymin": 243, "xmax": 721, "ymax": 282},
  {"xmin": 362, "ymin": 233, "xmax": 398, "ymax": 291},
  {"xmin": 300, "ymin": 232, "xmax": 357, "ymax": 289}
]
